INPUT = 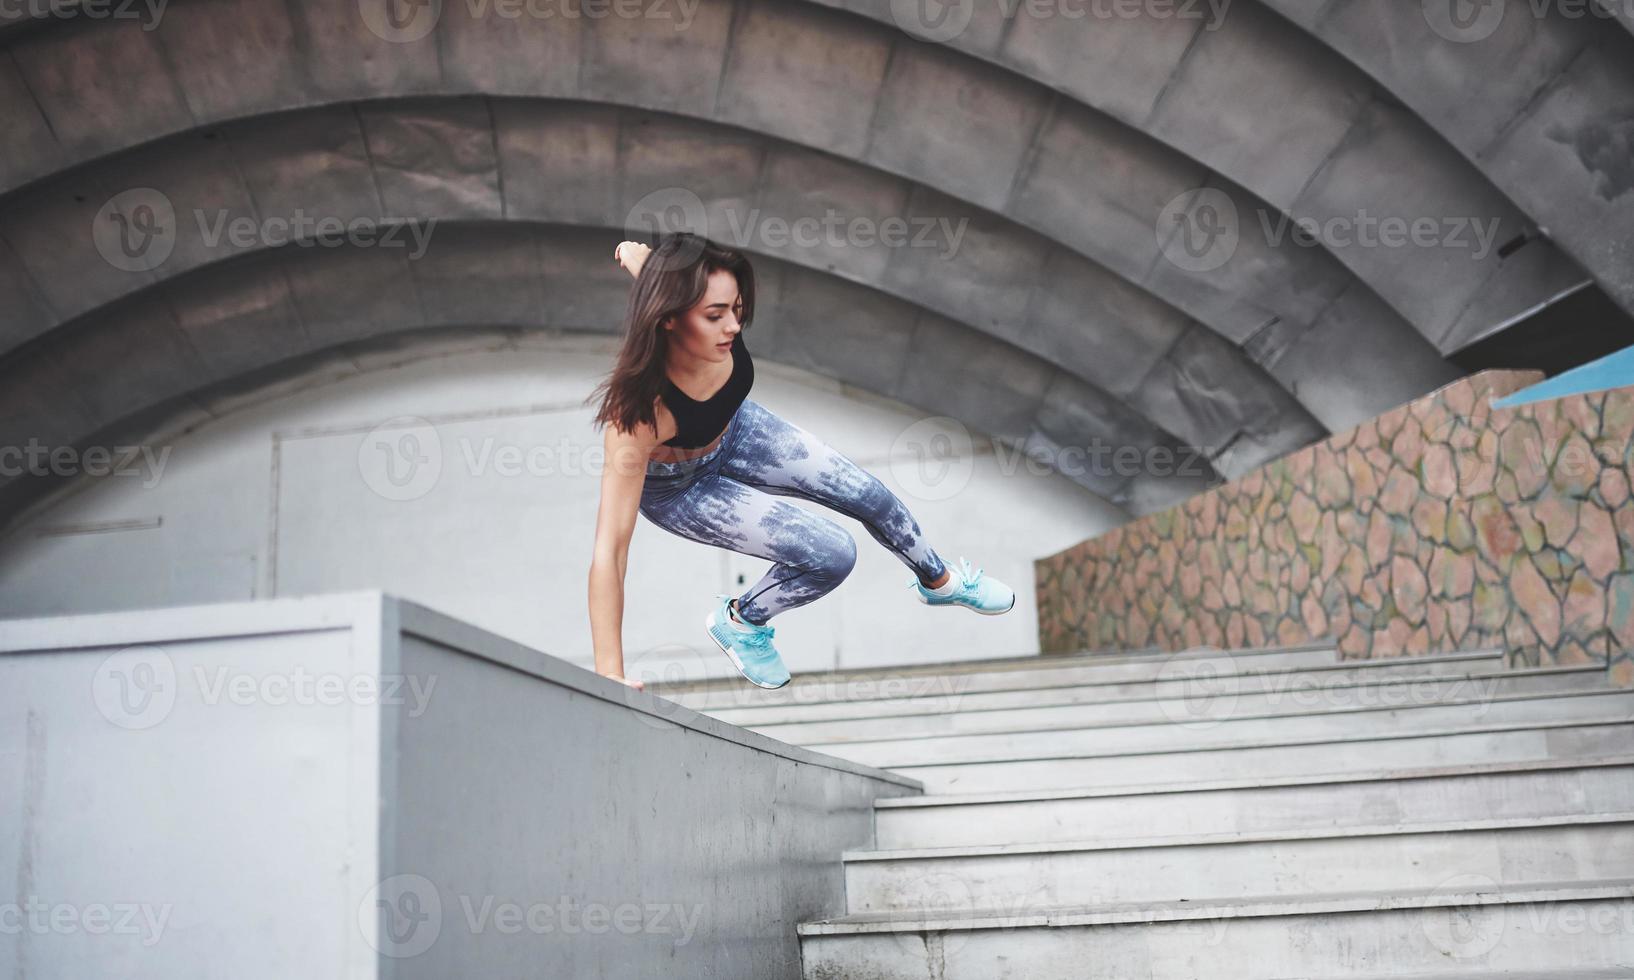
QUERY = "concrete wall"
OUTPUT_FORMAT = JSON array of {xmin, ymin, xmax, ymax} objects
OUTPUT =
[
  {"xmin": 1037, "ymin": 371, "xmax": 1634, "ymax": 685},
  {"xmin": 0, "ymin": 592, "xmax": 920, "ymax": 979},
  {"xmin": 0, "ymin": 331, "xmax": 1126, "ymax": 678}
]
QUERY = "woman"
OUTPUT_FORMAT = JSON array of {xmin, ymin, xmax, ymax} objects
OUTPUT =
[{"xmin": 586, "ymin": 232, "xmax": 1014, "ymax": 692}]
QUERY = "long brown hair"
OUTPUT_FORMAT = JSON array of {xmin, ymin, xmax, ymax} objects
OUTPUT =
[{"xmin": 586, "ymin": 232, "xmax": 757, "ymax": 436}]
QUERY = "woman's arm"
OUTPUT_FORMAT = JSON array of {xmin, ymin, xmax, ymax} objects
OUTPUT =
[
  {"xmin": 588, "ymin": 416, "xmax": 661, "ymax": 689},
  {"xmin": 613, "ymin": 241, "xmax": 651, "ymax": 279}
]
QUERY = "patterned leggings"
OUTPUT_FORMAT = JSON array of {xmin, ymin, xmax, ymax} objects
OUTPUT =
[{"xmin": 639, "ymin": 399, "xmax": 948, "ymax": 625}]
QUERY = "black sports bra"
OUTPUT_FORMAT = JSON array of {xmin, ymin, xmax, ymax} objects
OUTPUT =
[{"xmin": 659, "ymin": 337, "xmax": 754, "ymax": 448}]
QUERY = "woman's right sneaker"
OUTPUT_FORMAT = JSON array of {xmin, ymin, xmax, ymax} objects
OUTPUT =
[
  {"xmin": 704, "ymin": 594, "xmax": 791, "ymax": 689},
  {"xmin": 908, "ymin": 556, "xmax": 1016, "ymax": 615}
]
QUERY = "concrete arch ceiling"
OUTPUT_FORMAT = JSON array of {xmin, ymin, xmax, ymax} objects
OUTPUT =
[
  {"xmin": 0, "ymin": 94, "xmax": 1316, "ymax": 471},
  {"xmin": 0, "ymin": 0, "xmax": 1600, "ymax": 357},
  {"xmin": 1258, "ymin": 0, "xmax": 1634, "ymax": 326},
  {"xmin": 10, "ymin": 0, "xmax": 1602, "ymax": 516},
  {"xmin": 798, "ymin": 0, "xmax": 1611, "ymax": 349},
  {"xmin": 0, "ymin": 221, "xmax": 1221, "ymax": 517},
  {"xmin": 0, "ymin": 0, "xmax": 1462, "ymax": 426}
]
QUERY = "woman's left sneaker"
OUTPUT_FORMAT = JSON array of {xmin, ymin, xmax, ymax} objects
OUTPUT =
[
  {"xmin": 907, "ymin": 556, "xmax": 1016, "ymax": 615},
  {"xmin": 704, "ymin": 594, "xmax": 792, "ymax": 689}
]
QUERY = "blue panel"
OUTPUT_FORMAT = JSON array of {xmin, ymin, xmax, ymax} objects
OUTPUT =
[{"xmin": 1491, "ymin": 345, "xmax": 1634, "ymax": 409}]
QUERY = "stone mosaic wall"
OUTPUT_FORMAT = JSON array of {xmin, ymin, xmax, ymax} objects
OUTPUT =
[{"xmin": 1035, "ymin": 370, "xmax": 1634, "ymax": 685}]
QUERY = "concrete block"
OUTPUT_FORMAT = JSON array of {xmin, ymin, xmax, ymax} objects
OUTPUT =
[
  {"xmin": 284, "ymin": 0, "xmax": 443, "ymax": 102},
  {"xmin": 438, "ymin": 0, "xmax": 583, "ymax": 96},
  {"xmin": 8, "ymin": 18, "xmax": 192, "ymax": 160},
  {"xmin": 492, "ymin": 100, "xmax": 622, "ymax": 224},
  {"xmin": 865, "ymin": 42, "xmax": 1048, "ymax": 211},
  {"xmin": 717, "ymin": 0, "xmax": 892, "ymax": 160},
  {"xmin": 404, "ymin": 222, "xmax": 551, "ymax": 328},
  {"xmin": 1269, "ymin": 282, "xmax": 1460, "ymax": 431},
  {"xmin": 1147, "ymin": 0, "xmax": 1370, "ymax": 208},
  {"xmin": 1019, "ymin": 249, "xmax": 1188, "ymax": 398},
  {"xmin": 167, "ymin": 259, "xmax": 308, "ymax": 379},
  {"xmin": 1288, "ymin": 100, "xmax": 1540, "ymax": 346},
  {"xmin": 753, "ymin": 143, "xmax": 913, "ymax": 286},
  {"xmin": 358, "ymin": 100, "xmax": 504, "ymax": 220},
  {"xmin": 997, "ymin": 0, "xmax": 1197, "ymax": 123},
  {"xmin": 158, "ymin": 0, "xmax": 306, "ymax": 124},
  {"xmin": 0, "ymin": 53, "xmax": 65, "ymax": 189},
  {"xmin": 228, "ymin": 106, "xmax": 382, "ymax": 226},
  {"xmin": 579, "ymin": 0, "xmax": 734, "ymax": 114},
  {"xmin": 1481, "ymin": 40, "xmax": 1634, "ymax": 312}
]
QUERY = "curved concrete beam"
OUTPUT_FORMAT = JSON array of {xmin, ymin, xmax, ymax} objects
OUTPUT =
[
  {"xmin": 1258, "ymin": 0, "xmax": 1634, "ymax": 341},
  {"xmin": 0, "ymin": 98, "xmax": 1324, "ymax": 477},
  {"xmin": 0, "ymin": 223, "xmax": 1218, "ymax": 518},
  {"xmin": 793, "ymin": 0, "xmax": 1586, "ymax": 347},
  {"xmin": 0, "ymin": 0, "xmax": 1455, "ymax": 432}
]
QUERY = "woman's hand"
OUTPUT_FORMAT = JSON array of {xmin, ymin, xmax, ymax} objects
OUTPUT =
[
  {"xmin": 613, "ymin": 241, "xmax": 651, "ymax": 278},
  {"xmin": 601, "ymin": 671, "xmax": 646, "ymax": 691}
]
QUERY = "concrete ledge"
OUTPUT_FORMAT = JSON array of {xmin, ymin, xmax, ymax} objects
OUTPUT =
[
  {"xmin": 0, "ymin": 592, "xmax": 923, "ymax": 791},
  {"xmin": 0, "ymin": 591, "xmax": 920, "ymax": 979}
]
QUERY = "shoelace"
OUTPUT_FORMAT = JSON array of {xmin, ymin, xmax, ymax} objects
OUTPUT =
[
  {"xmin": 722, "ymin": 598, "xmax": 777, "ymax": 654},
  {"xmin": 739, "ymin": 623, "xmax": 778, "ymax": 661}
]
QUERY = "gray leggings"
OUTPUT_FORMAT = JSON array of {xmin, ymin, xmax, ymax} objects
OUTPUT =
[{"xmin": 639, "ymin": 399, "xmax": 947, "ymax": 625}]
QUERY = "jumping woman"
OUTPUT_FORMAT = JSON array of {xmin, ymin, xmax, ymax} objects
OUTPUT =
[{"xmin": 586, "ymin": 232, "xmax": 1015, "ymax": 692}]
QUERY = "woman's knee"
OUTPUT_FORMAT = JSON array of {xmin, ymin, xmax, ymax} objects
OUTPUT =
[{"xmin": 813, "ymin": 526, "xmax": 858, "ymax": 583}]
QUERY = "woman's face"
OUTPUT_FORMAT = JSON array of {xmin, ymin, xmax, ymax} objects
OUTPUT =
[{"xmin": 664, "ymin": 268, "xmax": 744, "ymax": 361}]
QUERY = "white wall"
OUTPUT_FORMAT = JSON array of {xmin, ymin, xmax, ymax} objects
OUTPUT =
[{"xmin": 0, "ymin": 332, "xmax": 1128, "ymax": 679}]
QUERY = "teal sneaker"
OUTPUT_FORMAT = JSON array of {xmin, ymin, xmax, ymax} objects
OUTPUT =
[
  {"xmin": 908, "ymin": 556, "xmax": 1016, "ymax": 615},
  {"xmin": 705, "ymin": 594, "xmax": 791, "ymax": 689}
]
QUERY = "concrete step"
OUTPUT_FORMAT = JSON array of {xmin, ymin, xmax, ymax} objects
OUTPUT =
[
  {"xmin": 751, "ymin": 666, "xmax": 1608, "ymax": 744},
  {"xmin": 803, "ymin": 689, "xmax": 1634, "ymax": 768},
  {"xmin": 843, "ymin": 814, "xmax": 1634, "ymax": 914},
  {"xmin": 797, "ymin": 882, "xmax": 1634, "ymax": 980},
  {"xmin": 872, "ymin": 756, "xmax": 1634, "ymax": 850},
  {"xmin": 665, "ymin": 642, "xmax": 1353, "ymax": 711},
  {"xmin": 891, "ymin": 719, "xmax": 1633, "ymax": 794},
  {"xmin": 706, "ymin": 649, "xmax": 1522, "ymax": 727}
]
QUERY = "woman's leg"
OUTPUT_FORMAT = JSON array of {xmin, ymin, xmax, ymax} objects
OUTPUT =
[
  {"xmin": 640, "ymin": 471, "xmax": 859, "ymax": 625},
  {"xmin": 717, "ymin": 400, "xmax": 949, "ymax": 591}
]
